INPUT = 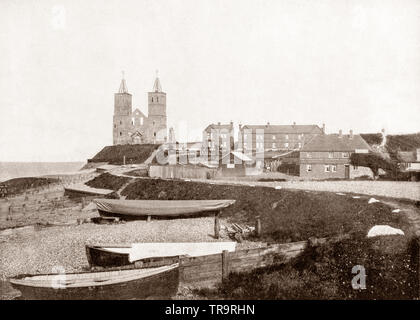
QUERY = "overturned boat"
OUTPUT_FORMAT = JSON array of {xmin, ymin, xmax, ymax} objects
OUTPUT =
[
  {"xmin": 86, "ymin": 242, "xmax": 237, "ymax": 268},
  {"xmin": 93, "ymin": 198, "xmax": 236, "ymax": 220},
  {"xmin": 9, "ymin": 263, "xmax": 179, "ymax": 300}
]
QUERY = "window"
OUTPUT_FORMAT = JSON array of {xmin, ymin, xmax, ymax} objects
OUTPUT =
[
  {"xmin": 306, "ymin": 165, "xmax": 312, "ymax": 172},
  {"xmin": 120, "ymin": 121, "xmax": 122, "ymax": 125},
  {"xmin": 325, "ymin": 165, "xmax": 330, "ymax": 172},
  {"xmin": 332, "ymin": 165, "xmax": 337, "ymax": 172},
  {"xmin": 328, "ymin": 152, "xmax": 333, "ymax": 158},
  {"xmin": 257, "ymin": 135, "xmax": 263, "ymax": 140},
  {"xmin": 243, "ymin": 142, "xmax": 248, "ymax": 149},
  {"xmin": 298, "ymin": 134, "xmax": 302, "ymax": 140},
  {"xmin": 140, "ymin": 117, "xmax": 144, "ymax": 125},
  {"xmin": 151, "ymin": 97, "xmax": 153, "ymax": 102},
  {"xmin": 114, "ymin": 124, "xmax": 116, "ymax": 128},
  {"xmin": 131, "ymin": 117, "xmax": 135, "ymax": 125},
  {"xmin": 353, "ymin": 165, "xmax": 358, "ymax": 170},
  {"xmin": 307, "ymin": 153, "xmax": 312, "ymax": 158},
  {"xmin": 284, "ymin": 143, "xmax": 289, "ymax": 148},
  {"xmin": 285, "ymin": 135, "xmax": 289, "ymax": 140},
  {"xmin": 119, "ymin": 132, "xmax": 122, "ymax": 136},
  {"xmin": 272, "ymin": 135, "xmax": 276, "ymax": 140},
  {"xmin": 157, "ymin": 97, "xmax": 159, "ymax": 102},
  {"xmin": 342, "ymin": 152, "xmax": 349, "ymax": 158},
  {"xmin": 298, "ymin": 143, "xmax": 302, "ymax": 148},
  {"xmin": 154, "ymin": 132, "xmax": 156, "ymax": 137},
  {"xmin": 272, "ymin": 143, "xmax": 276, "ymax": 148},
  {"xmin": 244, "ymin": 134, "xmax": 247, "ymax": 140}
]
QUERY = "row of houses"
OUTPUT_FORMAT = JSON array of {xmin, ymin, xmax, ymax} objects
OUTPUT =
[
  {"xmin": 199, "ymin": 122, "xmax": 374, "ymax": 179},
  {"xmin": 166, "ymin": 122, "xmax": 419, "ymax": 180}
]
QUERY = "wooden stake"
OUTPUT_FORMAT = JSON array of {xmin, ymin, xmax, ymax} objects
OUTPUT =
[
  {"xmin": 255, "ymin": 216, "xmax": 262, "ymax": 237},
  {"xmin": 214, "ymin": 212, "xmax": 220, "ymax": 239},
  {"xmin": 222, "ymin": 250, "xmax": 229, "ymax": 281}
]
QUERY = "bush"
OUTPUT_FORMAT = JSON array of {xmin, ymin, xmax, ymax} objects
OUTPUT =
[
  {"xmin": 350, "ymin": 153, "xmax": 396, "ymax": 177},
  {"xmin": 85, "ymin": 173, "xmax": 131, "ymax": 191}
]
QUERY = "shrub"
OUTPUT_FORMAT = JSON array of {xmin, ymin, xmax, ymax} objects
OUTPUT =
[{"xmin": 85, "ymin": 173, "xmax": 131, "ymax": 191}]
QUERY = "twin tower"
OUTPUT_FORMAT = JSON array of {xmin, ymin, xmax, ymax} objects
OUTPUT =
[{"xmin": 113, "ymin": 74, "xmax": 167, "ymax": 145}]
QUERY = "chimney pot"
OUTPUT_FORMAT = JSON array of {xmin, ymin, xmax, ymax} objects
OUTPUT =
[
  {"xmin": 339, "ymin": 129, "xmax": 343, "ymax": 138},
  {"xmin": 322, "ymin": 123, "xmax": 326, "ymax": 133},
  {"xmin": 217, "ymin": 122, "xmax": 221, "ymax": 126},
  {"xmin": 293, "ymin": 122, "xmax": 296, "ymax": 126},
  {"xmin": 349, "ymin": 130, "xmax": 353, "ymax": 139}
]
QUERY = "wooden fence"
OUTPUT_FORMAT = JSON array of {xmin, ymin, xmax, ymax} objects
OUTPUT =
[{"xmin": 178, "ymin": 241, "xmax": 308, "ymax": 288}]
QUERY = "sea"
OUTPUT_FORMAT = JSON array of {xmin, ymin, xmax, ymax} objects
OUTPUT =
[{"xmin": 0, "ymin": 162, "xmax": 86, "ymax": 182}]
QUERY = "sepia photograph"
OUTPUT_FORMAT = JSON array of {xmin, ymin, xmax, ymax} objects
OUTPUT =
[{"xmin": 1, "ymin": 0, "xmax": 420, "ymax": 307}]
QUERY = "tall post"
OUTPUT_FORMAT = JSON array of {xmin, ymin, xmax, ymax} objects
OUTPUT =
[
  {"xmin": 255, "ymin": 216, "xmax": 262, "ymax": 237},
  {"xmin": 222, "ymin": 250, "xmax": 229, "ymax": 281},
  {"xmin": 123, "ymin": 155, "xmax": 126, "ymax": 165},
  {"xmin": 214, "ymin": 211, "xmax": 220, "ymax": 239}
]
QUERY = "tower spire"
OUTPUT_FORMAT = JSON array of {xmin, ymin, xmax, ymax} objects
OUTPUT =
[
  {"xmin": 153, "ymin": 70, "xmax": 162, "ymax": 92},
  {"xmin": 118, "ymin": 71, "xmax": 128, "ymax": 93}
]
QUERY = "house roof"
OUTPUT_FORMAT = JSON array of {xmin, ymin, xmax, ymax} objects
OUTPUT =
[
  {"xmin": 241, "ymin": 124, "xmax": 323, "ymax": 134},
  {"xmin": 204, "ymin": 123, "xmax": 233, "ymax": 132},
  {"xmin": 301, "ymin": 134, "xmax": 371, "ymax": 152},
  {"xmin": 220, "ymin": 151, "xmax": 253, "ymax": 162}
]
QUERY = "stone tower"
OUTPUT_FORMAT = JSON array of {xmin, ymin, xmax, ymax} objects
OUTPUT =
[
  {"xmin": 113, "ymin": 75, "xmax": 133, "ymax": 145},
  {"xmin": 148, "ymin": 73, "xmax": 167, "ymax": 143}
]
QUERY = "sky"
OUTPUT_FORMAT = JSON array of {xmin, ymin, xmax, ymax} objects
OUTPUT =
[{"xmin": 0, "ymin": 0, "xmax": 419, "ymax": 162}]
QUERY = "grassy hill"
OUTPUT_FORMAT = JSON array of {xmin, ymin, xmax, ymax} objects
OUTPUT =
[{"xmin": 88, "ymin": 144, "xmax": 160, "ymax": 165}]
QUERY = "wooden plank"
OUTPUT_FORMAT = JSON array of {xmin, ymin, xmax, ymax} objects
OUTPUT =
[
  {"xmin": 181, "ymin": 261, "xmax": 222, "ymax": 274},
  {"xmin": 181, "ymin": 270, "xmax": 223, "ymax": 282},
  {"xmin": 180, "ymin": 253, "xmax": 222, "ymax": 266}
]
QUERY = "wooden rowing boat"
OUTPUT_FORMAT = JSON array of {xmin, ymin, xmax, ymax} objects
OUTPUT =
[
  {"xmin": 9, "ymin": 263, "xmax": 179, "ymax": 300},
  {"xmin": 94, "ymin": 198, "xmax": 236, "ymax": 220},
  {"xmin": 86, "ymin": 242, "xmax": 237, "ymax": 268}
]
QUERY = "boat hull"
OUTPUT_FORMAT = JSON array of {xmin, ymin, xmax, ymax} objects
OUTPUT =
[
  {"xmin": 10, "ymin": 266, "xmax": 179, "ymax": 300},
  {"xmin": 86, "ymin": 242, "xmax": 237, "ymax": 268},
  {"xmin": 86, "ymin": 245, "xmax": 181, "ymax": 268},
  {"xmin": 94, "ymin": 199, "xmax": 236, "ymax": 219}
]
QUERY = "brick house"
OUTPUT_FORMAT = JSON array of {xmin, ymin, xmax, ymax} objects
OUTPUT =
[
  {"xmin": 203, "ymin": 122, "xmax": 235, "ymax": 152},
  {"xmin": 238, "ymin": 123, "xmax": 324, "ymax": 153},
  {"xmin": 238, "ymin": 123, "xmax": 324, "ymax": 170},
  {"xmin": 299, "ymin": 130, "xmax": 372, "ymax": 179}
]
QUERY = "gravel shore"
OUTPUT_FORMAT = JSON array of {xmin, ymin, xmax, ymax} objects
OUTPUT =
[{"xmin": 0, "ymin": 217, "xmax": 250, "ymax": 278}]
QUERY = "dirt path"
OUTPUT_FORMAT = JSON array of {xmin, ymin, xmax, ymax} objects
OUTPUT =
[{"xmin": 379, "ymin": 199, "xmax": 420, "ymax": 237}]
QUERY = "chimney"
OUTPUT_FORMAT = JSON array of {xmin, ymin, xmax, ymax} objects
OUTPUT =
[
  {"xmin": 267, "ymin": 122, "xmax": 270, "ymax": 125},
  {"xmin": 238, "ymin": 123, "xmax": 242, "ymax": 130},
  {"xmin": 293, "ymin": 121, "xmax": 296, "ymax": 126},
  {"xmin": 217, "ymin": 122, "xmax": 221, "ymax": 126},
  {"xmin": 417, "ymin": 148, "xmax": 420, "ymax": 162},
  {"xmin": 349, "ymin": 130, "xmax": 353, "ymax": 139},
  {"xmin": 230, "ymin": 120, "xmax": 233, "ymax": 126},
  {"xmin": 322, "ymin": 123, "xmax": 325, "ymax": 134},
  {"xmin": 338, "ymin": 129, "xmax": 343, "ymax": 138}
]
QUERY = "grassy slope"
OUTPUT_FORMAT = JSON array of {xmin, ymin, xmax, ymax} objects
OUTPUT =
[
  {"xmin": 121, "ymin": 179, "xmax": 409, "ymax": 243},
  {"xmin": 85, "ymin": 173, "xmax": 131, "ymax": 191},
  {"xmin": 89, "ymin": 144, "xmax": 160, "ymax": 165},
  {"xmin": 200, "ymin": 235, "xmax": 418, "ymax": 299},
  {"xmin": 1, "ymin": 177, "xmax": 59, "ymax": 196}
]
